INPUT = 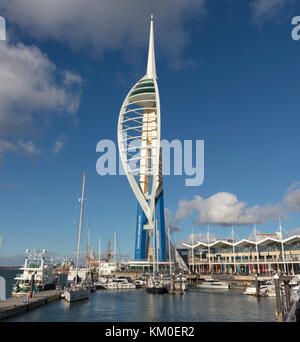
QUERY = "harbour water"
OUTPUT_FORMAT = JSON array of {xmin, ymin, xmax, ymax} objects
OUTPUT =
[{"xmin": 1, "ymin": 270, "xmax": 276, "ymax": 322}]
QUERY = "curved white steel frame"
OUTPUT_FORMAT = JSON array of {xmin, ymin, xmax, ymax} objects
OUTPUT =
[{"xmin": 118, "ymin": 15, "xmax": 162, "ymax": 232}]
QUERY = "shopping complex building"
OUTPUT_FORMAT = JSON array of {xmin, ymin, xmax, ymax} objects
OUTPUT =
[{"xmin": 179, "ymin": 230, "xmax": 300, "ymax": 276}]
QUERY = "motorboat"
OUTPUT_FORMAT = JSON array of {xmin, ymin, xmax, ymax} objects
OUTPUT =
[
  {"xmin": 103, "ymin": 277, "xmax": 136, "ymax": 289},
  {"xmin": 134, "ymin": 278, "xmax": 146, "ymax": 288},
  {"xmin": 197, "ymin": 279, "xmax": 229, "ymax": 289},
  {"xmin": 243, "ymin": 281, "xmax": 275, "ymax": 296}
]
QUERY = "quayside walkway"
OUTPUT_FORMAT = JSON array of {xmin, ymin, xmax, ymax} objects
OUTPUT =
[{"xmin": 0, "ymin": 290, "xmax": 61, "ymax": 320}]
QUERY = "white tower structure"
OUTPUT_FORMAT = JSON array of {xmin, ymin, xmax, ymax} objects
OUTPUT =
[{"xmin": 118, "ymin": 15, "xmax": 166, "ymax": 261}]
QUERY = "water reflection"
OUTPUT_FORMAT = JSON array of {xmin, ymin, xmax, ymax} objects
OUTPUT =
[{"xmin": 6, "ymin": 287, "xmax": 276, "ymax": 322}]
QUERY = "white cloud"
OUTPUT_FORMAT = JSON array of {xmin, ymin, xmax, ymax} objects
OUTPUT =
[
  {"xmin": 0, "ymin": 41, "xmax": 81, "ymax": 136},
  {"xmin": 287, "ymin": 227, "xmax": 300, "ymax": 236},
  {"xmin": 250, "ymin": 0, "xmax": 287, "ymax": 24},
  {"xmin": 0, "ymin": 139, "xmax": 40, "ymax": 160},
  {"xmin": 0, "ymin": 0, "xmax": 206, "ymax": 68},
  {"xmin": 175, "ymin": 192, "xmax": 281, "ymax": 226},
  {"xmin": 52, "ymin": 136, "xmax": 66, "ymax": 154},
  {"xmin": 283, "ymin": 182, "xmax": 300, "ymax": 212},
  {"xmin": 18, "ymin": 140, "xmax": 40, "ymax": 155},
  {"xmin": 0, "ymin": 40, "xmax": 81, "ymax": 159},
  {"xmin": 165, "ymin": 208, "xmax": 183, "ymax": 233}
]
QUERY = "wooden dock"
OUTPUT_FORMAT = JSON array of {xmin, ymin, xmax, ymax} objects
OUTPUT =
[{"xmin": 0, "ymin": 290, "xmax": 61, "ymax": 320}]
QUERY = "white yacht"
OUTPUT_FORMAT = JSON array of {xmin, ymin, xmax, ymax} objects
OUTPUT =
[
  {"xmin": 197, "ymin": 279, "xmax": 229, "ymax": 289},
  {"xmin": 134, "ymin": 278, "xmax": 146, "ymax": 288},
  {"xmin": 12, "ymin": 249, "xmax": 57, "ymax": 296},
  {"xmin": 103, "ymin": 277, "xmax": 136, "ymax": 289},
  {"xmin": 64, "ymin": 283, "xmax": 90, "ymax": 302}
]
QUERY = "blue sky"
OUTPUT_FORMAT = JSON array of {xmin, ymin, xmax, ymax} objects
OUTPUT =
[{"xmin": 1, "ymin": 0, "xmax": 300, "ymax": 265}]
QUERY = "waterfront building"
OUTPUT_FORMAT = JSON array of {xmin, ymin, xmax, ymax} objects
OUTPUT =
[{"xmin": 180, "ymin": 230, "xmax": 300, "ymax": 276}]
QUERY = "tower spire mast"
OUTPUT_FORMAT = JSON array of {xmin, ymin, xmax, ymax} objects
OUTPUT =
[{"xmin": 146, "ymin": 14, "xmax": 157, "ymax": 79}]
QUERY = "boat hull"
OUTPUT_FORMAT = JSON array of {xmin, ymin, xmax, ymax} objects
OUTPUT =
[
  {"xmin": 64, "ymin": 287, "xmax": 90, "ymax": 302},
  {"xmin": 197, "ymin": 283, "xmax": 228, "ymax": 289},
  {"xmin": 146, "ymin": 287, "xmax": 168, "ymax": 294}
]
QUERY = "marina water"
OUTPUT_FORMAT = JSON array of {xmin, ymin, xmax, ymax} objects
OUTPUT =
[{"xmin": 1, "ymin": 270, "xmax": 276, "ymax": 322}]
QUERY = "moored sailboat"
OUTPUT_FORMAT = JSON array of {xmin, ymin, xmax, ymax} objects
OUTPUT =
[{"xmin": 64, "ymin": 171, "xmax": 90, "ymax": 303}]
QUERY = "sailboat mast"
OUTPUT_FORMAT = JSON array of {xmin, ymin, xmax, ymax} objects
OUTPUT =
[
  {"xmin": 114, "ymin": 232, "xmax": 116, "ymax": 265},
  {"xmin": 192, "ymin": 226, "xmax": 194, "ymax": 273},
  {"xmin": 98, "ymin": 238, "xmax": 101, "ymax": 278},
  {"xmin": 168, "ymin": 226, "xmax": 172, "ymax": 275},
  {"xmin": 75, "ymin": 171, "xmax": 86, "ymax": 286}
]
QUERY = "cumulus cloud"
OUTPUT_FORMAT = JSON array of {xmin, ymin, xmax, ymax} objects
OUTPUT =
[
  {"xmin": 0, "ymin": 41, "xmax": 81, "ymax": 135},
  {"xmin": 0, "ymin": 0, "xmax": 206, "ymax": 69},
  {"xmin": 283, "ymin": 182, "xmax": 300, "ymax": 212},
  {"xmin": 250, "ymin": 0, "xmax": 287, "ymax": 24},
  {"xmin": 287, "ymin": 227, "xmax": 300, "ymax": 236},
  {"xmin": 0, "ymin": 40, "xmax": 81, "ymax": 159},
  {"xmin": 165, "ymin": 208, "xmax": 183, "ymax": 233},
  {"xmin": 175, "ymin": 192, "xmax": 281, "ymax": 226},
  {"xmin": 18, "ymin": 140, "xmax": 40, "ymax": 156},
  {"xmin": 0, "ymin": 139, "xmax": 40, "ymax": 160},
  {"xmin": 52, "ymin": 136, "xmax": 66, "ymax": 154}
]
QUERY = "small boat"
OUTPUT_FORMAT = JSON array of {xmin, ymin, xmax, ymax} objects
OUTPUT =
[
  {"xmin": 146, "ymin": 276, "xmax": 168, "ymax": 294},
  {"xmin": 134, "ymin": 278, "xmax": 146, "ymax": 288},
  {"xmin": 64, "ymin": 284, "xmax": 90, "ymax": 302},
  {"xmin": 12, "ymin": 249, "xmax": 57, "ymax": 296},
  {"xmin": 103, "ymin": 277, "xmax": 136, "ymax": 289},
  {"xmin": 94, "ymin": 282, "xmax": 106, "ymax": 290},
  {"xmin": 197, "ymin": 279, "xmax": 229, "ymax": 289},
  {"xmin": 243, "ymin": 280, "xmax": 275, "ymax": 296},
  {"xmin": 94, "ymin": 276, "xmax": 108, "ymax": 289}
]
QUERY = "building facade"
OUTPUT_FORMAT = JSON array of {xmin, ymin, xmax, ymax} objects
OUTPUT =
[{"xmin": 182, "ymin": 233, "xmax": 300, "ymax": 276}]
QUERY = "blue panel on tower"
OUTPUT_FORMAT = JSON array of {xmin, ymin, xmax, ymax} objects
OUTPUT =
[
  {"xmin": 155, "ymin": 190, "xmax": 166, "ymax": 262},
  {"xmin": 134, "ymin": 201, "xmax": 148, "ymax": 260},
  {"xmin": 134, "ymin": 191, "xmax": 166, "ymax": 262}
]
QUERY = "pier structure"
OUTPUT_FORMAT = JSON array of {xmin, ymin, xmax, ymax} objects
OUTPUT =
[{"xmin": 180, "ymin": 230, "xmax": 300, "ymax": 276}]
